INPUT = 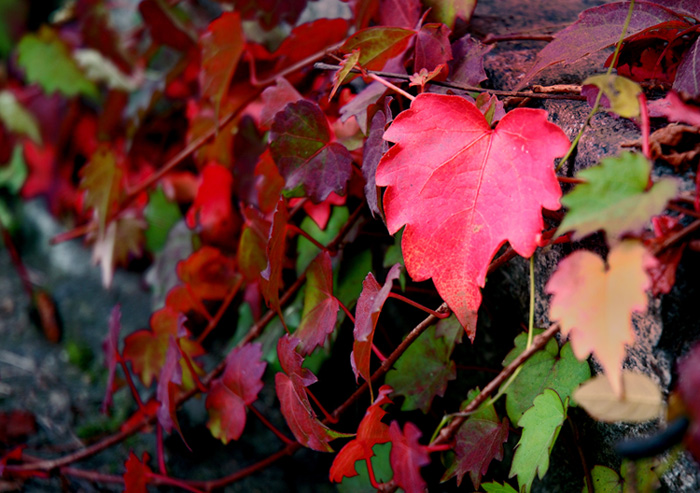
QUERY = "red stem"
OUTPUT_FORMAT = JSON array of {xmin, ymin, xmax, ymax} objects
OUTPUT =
[
  {"xmin": 387, "ymin": 292, "xmax": 451, "ymax": 319},
  {"xmin": 196, "ymin": 276, "xmax": 243, "ymax": 344},
  {"xmin": 118, "ymin": 357, "xmax": 146, "ymax": 411},
  {"xmin": 426, "ymin": 443, "xmax": 453, "ymax": 453},
  {"xmin": 365, "ymin": 457, "xmax": 382, "ymax": 489},
  {"xmin": 556, "ymin": 176, "xmax": 586, "ymax": 184},
  {"xmin": 156, "ymin": 423, "xmax": 167, "ymax": 475},
  {"xmin": 0, "ymin": 219, "xmax": 35, "ymax": 299},
  {"xmin": 336, "ymin": 298, "xmax": 356, "ymax": 324},
  {"xmin": 305, "ymin": 387, "xmax": 338, "ymax": 424},
  {"xmin": 638, "ymin": 92, "xmax": 650, "ymax": 163},
  {"xmin": 371, "ymin": 344, "xmax": 387, "ymax": 362},
  {"xmin": 286, "ymin": 224, "xmax": 329, "ymax": 253},
  {"xmin": 176, "ymin": 340, "xmax": 208, "ymax": 394},
  {"xmin": 187, "ymin": 284, "xmax": 213, "ymax": 323},
  {"xmin": 148, "ymin": 472, "xmax": 206, "ymax": 493},
  {"xmin": 248, "ymin": 404, "xmax": 295, "ymax": 445}
]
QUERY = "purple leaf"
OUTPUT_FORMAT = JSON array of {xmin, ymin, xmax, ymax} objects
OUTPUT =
[
  {"xmin": 156, "ymin": 337, "xmax": 183, "ymax": 434},
  {"xmin": 270, "ymin": 100, "xmax": 352, "ymax": 202},
  {"xmin": 362, "ymin": 97, "xmax": 393, "ymax": 217},
  {"xmin": 449, "ymin": 34, "xmax": 493, "ymax": 87},
  {"xmin": 414, "ymin": 23, "xmax": 452, "ymax": 73},
  {"xmin": 379, "ymin": 0, "xmax": 421, "ymax": 28},
  {"xmin": 673, "ymin": 37, "xmax": 700, "ymax": 97}
]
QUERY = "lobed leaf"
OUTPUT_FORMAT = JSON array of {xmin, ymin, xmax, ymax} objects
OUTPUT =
[
  {"xmin": 388, "ymin": 421, "xmax": 431, "ymax": 493},
  {"xmin": 340, "ymin": 27, "xmax": 415, "ymax": 72}
]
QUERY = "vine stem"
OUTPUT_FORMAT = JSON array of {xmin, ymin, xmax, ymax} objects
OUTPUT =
[
  {"xmin": 248, "ymin": 404, "xmax": 295, "ymax": 445},
  {"xmin": 556, "ymin": 0, "xmax": 636, "ymax": 172}
]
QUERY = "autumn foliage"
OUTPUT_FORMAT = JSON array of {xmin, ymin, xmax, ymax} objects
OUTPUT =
[{"xmin": 2, "ymin": 0, "xmax": 700, "ymax": 491}]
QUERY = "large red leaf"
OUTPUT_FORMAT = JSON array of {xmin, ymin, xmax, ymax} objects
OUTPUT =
[
  {"xmin": 200, "ymin": 12, "xmax": 244, "ymax": 121},
  {"xmin": 375, "ymin": 94, "xmax": 568, "ymax": 338},
  {"xmin": 206, "ymin": 343, "xmax": 266, "ymax": 444},
  {"xmin": 270, "ymin": 100, "xmax": 352, "ymax": 202},
  {"xmin": 294, "ymin": 252, "xmax": 339, "ymax": 355},
  {"xmin": 352, "ymin": 264, "xmax": 401, "ymax": 384},
  {"xmin": 275, "ymin": 335, "xmax": 347, "ymax": 451},
  {"xmin": 388, "ymin": 421, "xmax": 431, "ymax": 493},
  {"xmin": 329, "ymin": 385, "xmax": 393, "ymax": 482}
]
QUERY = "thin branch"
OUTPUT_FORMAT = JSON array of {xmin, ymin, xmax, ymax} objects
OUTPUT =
[
  {"xmin": 314, "ymin": 63, "xmax": 587, "ymax": 101},
  {"xmin": 651, "ymin": 219, "xmax": 700, "ymax": 255}
]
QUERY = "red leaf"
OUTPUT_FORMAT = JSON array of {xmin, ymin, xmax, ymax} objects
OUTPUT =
[
  {"xmin": 124, "ymin": 452, "xmax": 153, "ymax": 493},
  {"xmin": 517, "ymin": 2, "xmax": 684, "ymax": 89},
  {"xmin": 138, "ymin": 0, "xmax": 195, "ymax": 52},
  {"xmin": 379, "ymin": 0, "xmax": 421, "ymax": 28},
  {"xmin": 340, "ymin": 27, "xmax": 415, "ymax": 72},
  {"xmin": 254, "ymin": 150, "xmax": 285, "ymax": 214},
  {"xmin": 442, "ymin": 396, "xmax": 508, "ymax": 488},
  {"xmin": 206, "ymin": 343, "xmax": 267, "ymax": 444},
  {"xmin": 120, "ymin": 400, "xmax": 159, "ymax": 434},
  {"xmin": 177, "ymin": 246, "xmax": 240, "ymax": 301},
  {"xmin": 376, "ymin": 94, "xmax": 568, "ymax": 338},
  {"xmin": 648, "ymin": 91, "xmax": 700, "ymax": 127},
  {"xmin": 414, "ymin": 23, "xmax": 452, "ymax": 74},
  {"xmin": 330, "ymin": 385, "xmax": 393, "ymax": 482},
  {"xmin": 352, "ymin": 264, "xmax": 401, "ymax": 384},
  {"xmin": 259, "ymin": 78, "xmax": 303, "ymax": 129},
  {"xmin": 270, "ymin": 100, "xmax": 353, "ymax": 202},
  {"xmin": 295, "ymin": 252, "xmax": 339, "ymax": 355},
  {"xmin": 448, "ymin": 34, "xmax": 493, "ymax": 87},
  {"xmin": 674, "ymin": 37, "xmax": 700, "ymax": 97},
  {"xmin": 237, "ymin": 208, "xmax": 271, "ymax": 283},
  {"xmin": 275, "ymin": 335, "xmax": 346, "ymax": 451},
  {"xmin": 156, "ymin": 337, "xmax": 183, "ymax": 435},
  {"xmin": 101, "ymin": 304, "xmax": 121, "ymax": 413},
  {"xmin": 123, "ymin": 306, "xmax": 205, "ymax": 387},
  {"xmin": 200, "ymin": 12, "xmax": 244, "ymax": 120},
  {"xmin": 644, "ymin": 215, "xmax": 685, "ymax": 296},
  {"xmin": 185, "ymin": 163, "xmax": 239, "ymax": 245},
  {"xmin": 388, "ymin": 421, "xmax": 430, "ymax": 493},
  {"xmin": 260, "ymin": 197, "xmax": 288, "ymax": 320},
  {"xmin": 362, "ymin": 96, "xmax": 393, "ymax": 216}
]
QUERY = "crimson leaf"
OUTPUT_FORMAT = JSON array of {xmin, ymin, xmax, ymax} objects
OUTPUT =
[{"xmin": 388, "ymin": 421, "xmax": 431, "ymax": 493}]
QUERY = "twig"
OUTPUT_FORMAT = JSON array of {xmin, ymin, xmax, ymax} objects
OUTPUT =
[
  {"xmin": 314, "ymin": 63, "xmax": 587, "ymax": 101},
  {"xmin": 651, "ymin": 219, "xmax": 700, "ymax": 255},
  {"xmin": 483, "ymin": 33, "xmax": 554, "ymax": 44}
]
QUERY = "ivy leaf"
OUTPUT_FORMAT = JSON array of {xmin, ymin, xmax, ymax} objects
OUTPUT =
[
  {"xmin": 200, "ymin": 12, "xmax": 244, "ymax": 121},
  {"xmin": 352, "ymin": 264, "xmax": 402, "ymax": 385},
  {"xmin": 443, "ymin": 389, "xmax": 509, "ymax": 489},
  {"xmin": 260, "ymin": 197, "xmax": 288, "ymax": 321},
  {"xmin": 275, "ymin": 335, "xmax": 349, "ymax": 451},
  {"xmin": 574, "ymin": 372, "xmax": 663, "ymax": 423},
  {"xmin": 557, "ymin": 152, "xmax": 677, "ymax": 242},
  {"xmin": 185, "ymin": 163, "xmax": 239, "ymax": 244},
  {"xmin": 581, "ymin": 74, "xmax": 642, "ymax": 118},
  {"xmin": 516, "ymin": 2, "xmax": 684, "ymax": 89},
  {"xmin": 80, "ymin": 145, "xmax": 123, "ymax": 239},
  {"xmin": 422, "ymin": 0, "xmax": 476, "ymax": 29},
  {"xmin": 379, "ymin": 0, "xmax": 421, "ymax": 28},
  {"xmin": 674, "ymin": 37, "xmax": 700, "ymax": 97},
  {"xmin": 376, "ymin": 93, "xmax": 568, "ymax": 338},
  {"xmin": 502, "ymin": 332, "xmax": 590, "ymax": 424},
  {"xmin": 206, "ymin": 343, "xmax": 266, "ymax": 444},
  {"xmin": 509, "ymin": 389, "xmax": 567, "ymax": 493},
  {"xmin": 101, "ymin": 305, "xmax": 122, "ymax": 414},
  {"xmin": 414, "ymin": 23, "xmax": 452, "ymax": 73},
  {"xmin": 362, "ymin": 96, "xmax": 392, "ymax": 217},
  {"xmin": 270, "ymin": 100, "xmax": 353, "ymax": 202},
  {"xmin": 259, "ymin": 78, "xmax": 303, "ymax": 129},
  {"xmin": 156, "ymin": 337, "xmax": 183, "ymax": 435},
  {"xmin": 583, "ymin": 465, "xmax": 623, "ymax": 493},
  {"xmin": 330, "ymin": 49, "xmax": 361, "ymax": 99},
  {"xmin": 330, "ymin": 385, "xmax": 393, "ymax": 482},
  {"xmin": 388, "ymin": 421, "xmax": 431, "ymax": 493},
  {"xmin": 124, "ymin": 452, "xmax": 152, "ymax": 493},
  {"xmin": 17, "ymin": 26, "xmax": 99, "ymax": 99},
  {"xmin": 123, "ymin": 306, "xmax": 204, "ymax": 387},
  {"xmin": 546, "ymin": 241, "xmax": 657, "ymax": 398},
  {"xmin": 177, "ymin": 246, "xmax": 240, "ymax": 301},
  {"xmin": 482, "ymin": 482, "xmax": 519, "ymax": 493},
  {"xmin": 295, "ymin": 252, "xmax": 339, "ymax": 356},
  {"xmin": 448, "ymin": 34, "xmax": 492, "ymax": 87},
  {"xmin": 340, "ymin": 27, "xmax": 415, "ymax": 72},
  {"xmin": 385, "ymin": 316, "xmax": 461, "ymax": 413}
]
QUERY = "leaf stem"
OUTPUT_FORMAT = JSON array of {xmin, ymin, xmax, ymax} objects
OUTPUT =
[
  {"xmin": 556, "ymin": 0, "xmax": 636, "ymax": 172},
  {"xmin": 336, "ymin": 297, "xmax": 356, "ymax": 324},
  {"xmin": 367, "ymin": 72, "xmax": 415, "ymax": 101},
  {"xmin": 305, "ymin": 387, "xmax": 338, "ymax": 424},
  {"xmin": 387, "ymin": 292, "xmax": 451, "ymax": 318},
  {"xmin": 248, "ymin": 403, "xmax": 296, "ymax": 445},
  {"xmin": 365, "ymin": 458, "xmax": 382, "ymax": 489},
  {"xmin": 196, "ymin": 276, "xmax": 243, "ymax": 344},
  {"xmin": 156, "ymin": 423, "xmax": 167, "ymax": 475},
  {"xmin": 286, "ymin": 224, "xmax": 329, "ymax": 253}
]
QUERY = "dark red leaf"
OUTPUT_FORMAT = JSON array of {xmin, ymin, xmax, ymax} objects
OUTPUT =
[
  {"xmin": 185, "ymin": 163, "xmax": 239, "ymax": 245},
  {"xmin": 388, "ymin": 421, "xmax": 431, "ymax": 493},
  {"xmin": 200, "ymin": 12, "xmax": 245, "ymax": 119},
  {"xmin": 101, "ymin": 304, "xmax": 122, "ymax": 413},
  {"xmin": 138, "ymin": 0, "xmax": 195, "ymax": 52},
  {"xmin": 260, "ymin": 78, "xmax": 303, "ymax": 129},
  {"xmin": 448, "ymin": 34, "xmax": 493, "ymax": 87},
  {"xmin": 295, "ymin": 252, "xmax": 339, "ymax": 355},
  {"xmin": 206, "ymin": 343, "xmax": 267, "ymax": 444},
  {"xmin": 254, "ymin": 150, "xmax": 286, "ymax": 214},
  {"xmin": 270, "ymin": 100, "xmax": 352, "ymax": 202},
  {"xmin": 352, "ymin": 264, "xmax": 401, "ymax": 384},
  {"xmin": 275, "ymin": 335, "xmax": 347, "ymax": 451},
  {"xmin": 379, "ymin": 0, "xmax": 421, "ymax": 28},
  {"xmin": 674, "ymin": 37, "xmax": 700, "ymax": 97},
  {"xmin": 177, "ymin": 246, "xmax": 240, "ymax": 301},
  {"xmin": 414, "ymin": 23, "xmax": 452, "ymax": 74},
  {"xmin": 644, "ymin": 215, "xmax": 686, "ymax": 296},
  {"xmin": 0, "ymin": 411, "xmax": 36, "ymax": 445},
  {"xmin": 124, "ymin": 452, "xmax": 152, "ymax": 493},
  {"xmin": 330, "ymin": 385, "xmax": 393, "ymax": 482},
  {"xmin": 260, "ymin": 197, "xmax": 288, "ymax": 320},
  {"xmin": 224, "ymin": 0, "xmax": 310, "ymax": 30},
  {"xmin": 156, "ymin": 337, "xmax": 183, "ymax": 435}
]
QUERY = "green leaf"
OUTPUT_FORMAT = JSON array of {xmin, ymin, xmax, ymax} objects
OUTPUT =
[
  {"xmin": 557, "ymin": 152, "xmax": 677, "ymax": 241},
  {"xmin": 337, "ymin": 442, "xmax": 394, "ymax": 493},
  {"xmin": 0, "ymin": 90, "xmax": 41, "ymax": 142},
  {"xmin": 340, "ymin": 27, "xmax": 415, "ymax": 72},
  {"xmin": 144, "ymin": 188, "xmax": 182, "ymax": 252},
  {"xmin": 482, "ymin": 482, "xmax": 519, "ymax": 493},
  {"xmin": 296, "ymin": 206, "xmax": 349, "ymax": 275},
  {"xmin": 385, "ymin": 317, "xmax": 460, "ymax": 413},
  {"xmin": 422, "ymin": 0, "xmax": 477, "ymax": 29},
  {"xmin": 0, "ymin": 145, "xmax": 28, "ymax": 193},
  {"xmin": 583, "ymin": 74, "xmax": 641, "ymax": 118},
  {"xmin": 509, "ymin": 389, "xmax": 567, "ymax": 493},
  {"xmin": 502, "ymin": 332, "xmax": 590, "ymax": 424},
  {"xmin": 582, "ymin": 465, "xmax": 623, "ymax": 493},
  {"xmin": 17, "ymin": 26, "xmax": 99, "ymax": 99}
]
